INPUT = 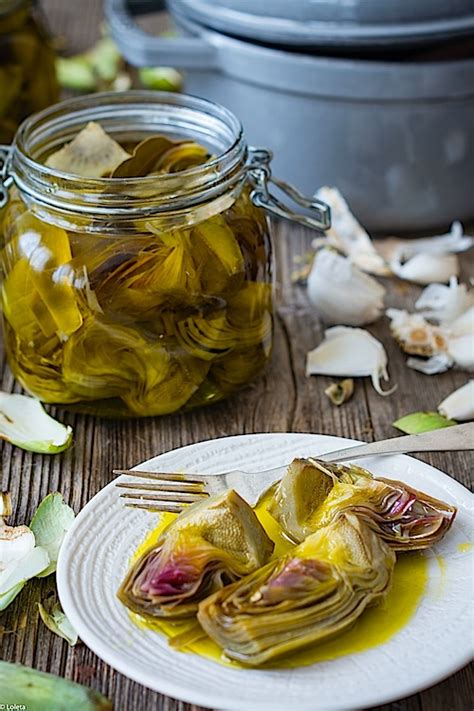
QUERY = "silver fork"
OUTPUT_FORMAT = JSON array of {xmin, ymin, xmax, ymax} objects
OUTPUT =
[{"xmin": 114, "ymin": 423, "xmax": 473, "ymax": 512}]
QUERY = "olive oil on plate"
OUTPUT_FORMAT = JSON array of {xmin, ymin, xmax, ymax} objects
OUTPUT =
[{"xmin": 129, "ymin": 498, "xmax": 429, "ymax": 669}]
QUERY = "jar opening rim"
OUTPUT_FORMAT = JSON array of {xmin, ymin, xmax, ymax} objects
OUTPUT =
[{"xmin": 13, "ymin": 90, "xmax": 245, "ymax": 187}]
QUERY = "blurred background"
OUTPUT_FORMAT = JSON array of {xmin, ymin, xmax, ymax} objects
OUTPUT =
[{"xmin": 3, "ymin": 0, "xmax": 474, "ymax": 234}]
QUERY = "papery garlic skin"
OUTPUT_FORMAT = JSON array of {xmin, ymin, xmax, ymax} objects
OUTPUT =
[
  {"xmin": 307, "ymin": 249, "xmax": 385, "ymax": 326},
  {"xmin": 306, "ymin": 326, "xmax": 395, "ymax": 396},
  {"xmin": 313, "ymin": 187, "xmax": 388, "ymax": 276},
  {"xmin": 416, "ymin": 278, "xmax": 474, "ymax": 323},
  {"xmin": 378, "ymin": 222, "xmax": 473, "ymax": 264},
  {"xmin": 390, "ymin": 253, "xmax": 459, "ymax": 285},
  {"xmin": 388, "ymin": 300, "xmax": 474, "ymax": 373},
  {"xmin": 386, "ymin": 309, "xmax": 448, "ymax": 356},
  {"xmin": 438, "ymin": 381, "xmax": 474, "ymax": 421}
]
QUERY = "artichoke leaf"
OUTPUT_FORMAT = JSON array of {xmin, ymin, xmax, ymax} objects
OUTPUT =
[
  {"xmin": 0, "ymin": 393, "xmax": 72, "ymax": 454},
  {"xmin": 197, "ymin": 514, "xmax": 395, "ymax": 666},
  {"xmin": 45, "ymin": 121, "xmax": 130, "ymax": 178},
  {"xmin": 37, "ymin": 599, "xmax": 78, "ymax": 646},
  {"xmin": 0, "ymin": 661, "xmax": 112, "ymax": 710},
  {"xmin": 111, "ymin": 135, "xmax": 182, "ymax": 178},
  {"xmin": 393, "ymin": 411, "xmax": 456, "ymax": 434},
  {"xmin": 118, "ymin": 490, "xmax": 274, "ymax": 620},
  {"xmin": 30, "ymin": 493, "xmax": 75, "ymax": 576},
  {"xmin": 155, "ymin": 141, "xmax": 210, "ymax": 173}
]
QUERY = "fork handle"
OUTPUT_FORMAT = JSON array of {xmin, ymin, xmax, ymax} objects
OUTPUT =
[{"xmin": 319, "ymin": 422, "xmax": 474, "ymax": 463}]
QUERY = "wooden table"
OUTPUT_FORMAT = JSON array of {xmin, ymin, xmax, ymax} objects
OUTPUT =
[{"xmin": 1, "ymin": 1, "xmax": 472, "ymax": 709}]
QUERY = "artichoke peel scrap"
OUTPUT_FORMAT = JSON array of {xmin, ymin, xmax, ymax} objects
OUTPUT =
[{"xmin": 0, "ymin": 392, "xmax": 72, "ymax": 454}]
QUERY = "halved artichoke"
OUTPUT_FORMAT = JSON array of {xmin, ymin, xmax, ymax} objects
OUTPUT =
[
  {"xmin": 118, "ymin": 490, "xmax": 274, "ymax": 620},
  {"xmin": 268, "ymin": 458, "xmax": 456, "ymax": 550},
  {"xmin": 197, "ymin": 513, "xmax": 395, "ymax": 665}
]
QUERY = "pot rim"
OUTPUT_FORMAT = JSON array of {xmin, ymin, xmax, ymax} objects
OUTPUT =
[{"xmin": 174, "ymin": 7, "xmax": 474, "ymax": 102}]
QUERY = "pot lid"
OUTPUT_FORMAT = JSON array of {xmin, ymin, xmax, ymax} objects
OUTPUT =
[{"xmin": 169, "ymin": 0, "xmax": 474, "ymax": 49}]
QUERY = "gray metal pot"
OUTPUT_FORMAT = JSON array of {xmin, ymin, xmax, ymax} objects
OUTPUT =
[{"xmin": 106, "ymin": 0, "xmax": 474, "ymax": 233}]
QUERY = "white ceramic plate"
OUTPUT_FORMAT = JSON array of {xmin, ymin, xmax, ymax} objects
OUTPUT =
[{"xmin": 57, "ymin": 433, "xmax": 473, "ymax": 711}]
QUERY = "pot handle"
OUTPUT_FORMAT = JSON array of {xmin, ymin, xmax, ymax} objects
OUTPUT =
[{"xmin": 105, "ymin": 0, "xmax": 218, "ymax": 69}]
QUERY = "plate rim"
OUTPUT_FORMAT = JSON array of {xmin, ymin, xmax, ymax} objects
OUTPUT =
[{"xmin": 57, "ymin": 432, "xmax": 474, "ymax": 710}]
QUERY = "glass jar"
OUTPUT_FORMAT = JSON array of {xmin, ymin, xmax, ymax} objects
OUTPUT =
[
  {"xmin": 0, "ymin": 0, "xmax": 58, "ymax": 143},
  {"xmin": 0, "ymin": 92, "xmax": 329, "ymax": 417}
]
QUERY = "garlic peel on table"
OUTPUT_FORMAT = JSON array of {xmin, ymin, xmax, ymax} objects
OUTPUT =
[
  {"xmin": 387, "ymin": 279, "xmax": 474, "ymax": 375},
  {"xmin": 306, "ymin": 326, "xmax": 396, "ymax": 396},
  {"xmin": 380, "ymin": 221, "xmax": 472, "ymax": 286},
  {"xmin": 311, "ymin": 187, "xmax": 471, "ymax": 286}
]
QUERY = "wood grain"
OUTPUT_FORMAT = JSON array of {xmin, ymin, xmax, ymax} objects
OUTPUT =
[{"xmin": 0, "ymin": 1, "xmax": 472, "ymax": 709}]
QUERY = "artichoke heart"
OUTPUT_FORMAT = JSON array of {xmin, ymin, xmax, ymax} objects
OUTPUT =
[
  {"xmin": 197, "ymin": 513, "xmax": 395, "ymax": 666},
  {"xmin": 269, "ymin": 458, "xmax": 457, "ymax": 550},
  {"xmin": 118, "ymin": 490, "xmax": 274, "ymax": 620}
]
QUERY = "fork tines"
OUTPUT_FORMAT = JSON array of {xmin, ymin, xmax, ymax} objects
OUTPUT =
[{"xmin": 113, "ymin": 468, "xmax": 209, "ymax": 513}]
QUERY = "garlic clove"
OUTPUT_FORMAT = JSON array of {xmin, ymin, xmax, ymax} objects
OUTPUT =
[
  {"xmin": 390, "ymin": 253, "xmax": 459, "ymax": 285},
  {"xmin": 307, "ymin": 248, "xmax": 385, "ymax": 326},
  {"xmin": 378, "ymin": 221, "xmax": 473, "ymax": 263},
  {"xmin": 438, "ymin": 381, "xmax": 474, "ymax": 421},
  {"xmin": 313, "ymin": 187, "xmax": 389, "ymax": 276},
  {"xmin": 415, "ymin": 278, "xmax": 474, "ymax": 324},
  {"xmin": 306, "ymin": 326, "xmax": 395, "ymax": 396}
]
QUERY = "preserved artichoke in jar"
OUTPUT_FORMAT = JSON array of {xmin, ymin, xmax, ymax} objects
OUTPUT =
[
  {"xmin": 1, "ymin": 113, "xmax": 274, "ymax": 417},
  {"xmin": 1, "ymin": 93, "xmax": 332, "ymax": 416},
  {"xmin": 0, "ymin": 0, "xmax": 58, "ymax": 143}
]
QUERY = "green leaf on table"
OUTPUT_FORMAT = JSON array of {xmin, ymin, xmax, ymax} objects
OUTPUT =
[
  {"xmin": 0, "ymin": 661, "xmax": 112, "ymax": 709},
  {"xmin": 38, "ymin": 600, "xmax": 78, "ymax": 646},
  {"xmin": 30, "ymin": 493, "xmax": 75, "ymax": 577},
  {"xmin": 0, "ymin": 393, "xmax": 73, "ymax": 454},
  {"xmin": 393, "ymin": 411, "xmax": 457, "ymax": 434}
]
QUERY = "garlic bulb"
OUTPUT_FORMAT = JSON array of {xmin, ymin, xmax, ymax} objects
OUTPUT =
[
  {"xmin": 438, "ymin": 381, "xmax": 474, "ymax": 421},
  {"xmin": 307, "ymin": 248, "xmax": 385, "ymax": 326},
  {"xmin": 306, "ymin": 326, "xmax": 395, "ymax": 396}
]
